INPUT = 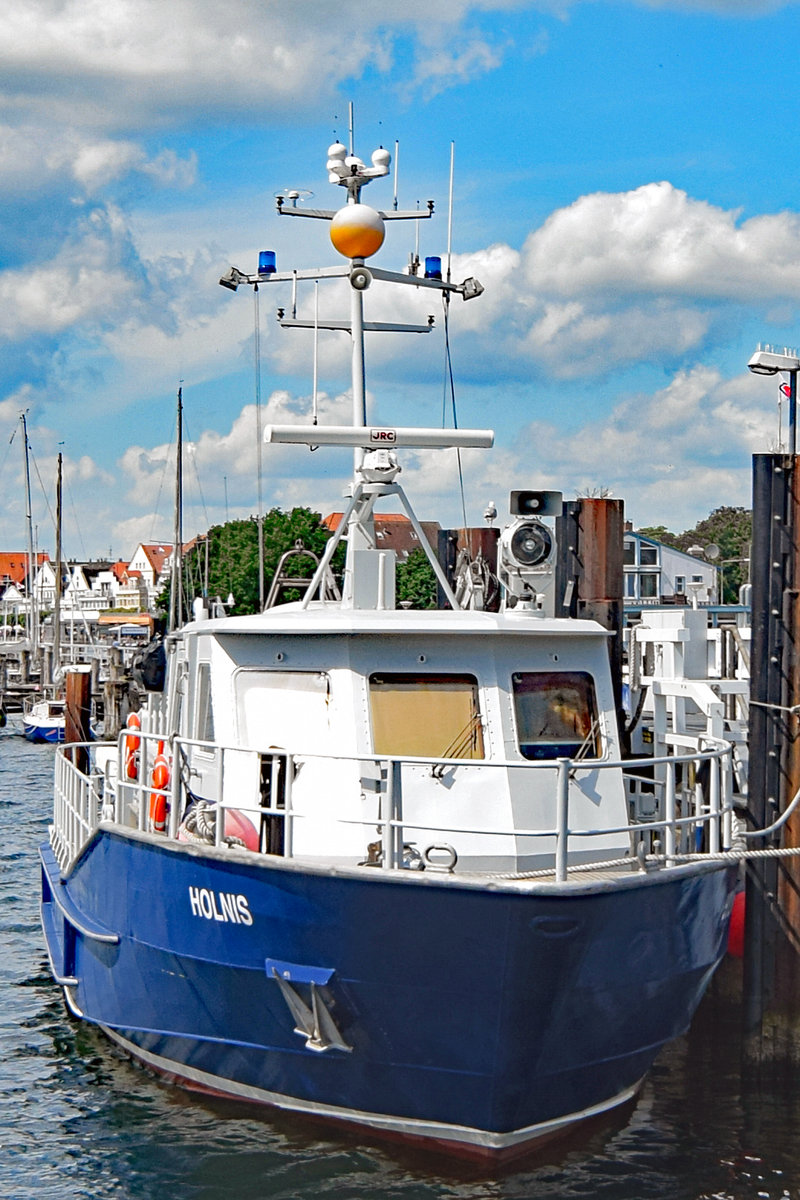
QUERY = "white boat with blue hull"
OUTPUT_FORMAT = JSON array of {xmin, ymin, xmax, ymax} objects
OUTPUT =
[
  {"xmin": 41, "ymin": 130, "xmax": 741, "ymax": 1158},
  {"xmin": 24, "ymin": 697, "xmax": 65, "ymax": 743}
]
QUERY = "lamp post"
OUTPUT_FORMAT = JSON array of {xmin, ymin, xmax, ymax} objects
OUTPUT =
[{"xmin": 748, "ymin": 344, "xmax": 800, "ymax": 455}]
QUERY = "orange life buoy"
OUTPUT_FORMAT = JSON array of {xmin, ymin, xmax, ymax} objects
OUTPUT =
[
  {"xmin": 149, "ymin": 740, "xmax": 170, "ymax": 833},
  {"xmin": 124, "ymin": 712, "xmax": 141, "ymax": 780}
]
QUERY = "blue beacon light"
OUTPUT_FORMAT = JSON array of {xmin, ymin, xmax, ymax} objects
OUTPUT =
[
  {"xmin": 258, "ymin": 250, "xmax": 277, "ymax": 275},
  {"xmin": 424, "ymin": 255, "xmax": 442, "ymax": 280}
]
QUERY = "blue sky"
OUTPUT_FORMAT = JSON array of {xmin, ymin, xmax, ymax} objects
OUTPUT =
[{"xmin": 2, "ymin": 0, "xmax": 799, "ymax": 560}]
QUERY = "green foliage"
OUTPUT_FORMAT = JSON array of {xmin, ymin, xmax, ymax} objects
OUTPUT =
[
  {"xmin": 396, "ymin": 547, "xmax": 438, "ymax": 610},
  {"xmin": 637, "ymin": 525, "xmax": 680, "ymax": 548},
  {"xmin": 169, "ymin": 508, "xmax": 343, "ymax": 618},
  {"xmin": 680, "ymin": 506, "xmax": 751, "ymax": 603}
]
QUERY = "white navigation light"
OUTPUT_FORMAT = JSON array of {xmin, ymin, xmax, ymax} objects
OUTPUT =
[
  {"xmin": 330, "ymin": 204, "xmax": 386, "ymax": 259},
  {"xmin": 327, "ymin": 142, "xmax": 348, "ymax": 182},
  {"xmin": 371, "ymin": 147, "xmax": 391, "ymax": 173}
]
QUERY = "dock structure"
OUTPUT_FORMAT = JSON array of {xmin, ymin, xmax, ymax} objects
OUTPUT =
[
  {"xmin": 743, "ymin": 453, "xmax": 800, "ymax": 1043},
  {"xmin": 0, "ymin": 631, "xmax": 144, "ymax": 738}
]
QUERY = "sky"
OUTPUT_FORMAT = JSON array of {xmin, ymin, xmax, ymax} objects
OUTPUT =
[{"xmin": 2, "ymin": 0, "xmax": 800, "ymax": 562}]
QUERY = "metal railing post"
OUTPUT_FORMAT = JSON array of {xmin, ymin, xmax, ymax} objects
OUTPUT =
[
  {"xmin": 381, "ymin": 760, "xmax": 402, "ymax": 869},
  {"xmin": 555, "ymin": 758, "xmax": 570, "ymax": 882},
  {"xmin": 665, "ymin": 760, "xmax": 676, "ymax": 862},
  {"xmin": 284, "ymin": 754, "xmax": 294, "ymax": 858},
  {"xmin": 709, "ymin": 755, "xmax": 720, "ymax": 854},
  {"xmin": 215, "ymin": 747, "xmax": 225, "ymax": 846},
  {"xmin": 722, "ymin": 752, "xmax": 733, "ymax": 850},
  {"xmin": 168, "ymin": 741, "xmax": 180, "ymax": 839}
]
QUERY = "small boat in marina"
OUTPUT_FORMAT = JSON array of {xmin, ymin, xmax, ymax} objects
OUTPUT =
[
  {"xmin": 40, "ymin": 130, "xmax": 742, "ymax": 1158},
  {"xmin": 24, "ymin": 696, "xmax": 65, "ymax": 743}
]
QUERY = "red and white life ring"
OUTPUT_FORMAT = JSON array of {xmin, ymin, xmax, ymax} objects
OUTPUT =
[
  {"xmin": 124, "ymin": 712, "xmax": 141, "ymax": 781},
  {"xmin": 149, "ymin": 740, "xmax": 170, "ymax": 833}
]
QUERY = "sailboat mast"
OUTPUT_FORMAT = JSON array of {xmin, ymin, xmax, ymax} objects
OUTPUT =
[
  {"xmin": 20, "ymin": 414, "xmax": 38, "ymax": 658},
  {"xmin": 169, "ymin": 387, "xmax": 184, "ymax": 633},
  {"xmin": 53, "ymin": 451, "xmax": 62, "ymax": 678}
]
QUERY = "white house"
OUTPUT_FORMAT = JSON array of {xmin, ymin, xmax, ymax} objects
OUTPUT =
[
  {"xmin": 128, "ymin": 544, "xmax": 172, "ymax": 609},
  {"xmin": 624, "ymin": 531, "xmax": 719, "ymax": 605}
]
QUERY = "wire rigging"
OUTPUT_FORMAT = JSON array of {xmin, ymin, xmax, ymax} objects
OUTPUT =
[
  {"xmin": 181, "ymin": 412, "xmax": 211, "ymax": 533},
  {"xmin": 148, "ymin": 415, "xmax": 177, "ymax": 544},
  {"xmin": 438, "ymin": 140, "xmax": 468, "ymax": 530}
]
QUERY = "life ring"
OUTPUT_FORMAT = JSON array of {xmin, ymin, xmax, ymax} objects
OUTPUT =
[
  {"xmin": 149, "ymin": 740, "xmax": 170, "ymax": 833},
  {"xmin": 124, "ymin": 712, "xmax": 141, "ymax": 780}
]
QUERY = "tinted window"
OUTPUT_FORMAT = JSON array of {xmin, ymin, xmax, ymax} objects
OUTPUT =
[
  {"xmin": 369, "ymin": 673, "xmax": 484, "ymax": 759},
  {"xmin": 512, "ymin": 671, "xmax": 599, "ymax": 761}
]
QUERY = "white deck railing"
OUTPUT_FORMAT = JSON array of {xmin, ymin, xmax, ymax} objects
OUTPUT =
[{"xmin": 52, "ymin": 731, "xmax": 735, "ymax": 881}]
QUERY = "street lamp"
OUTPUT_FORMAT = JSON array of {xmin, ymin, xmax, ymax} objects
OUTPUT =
[{"xmin": 748, "ymin": 344, "xmax": 800, "ymax": 455}]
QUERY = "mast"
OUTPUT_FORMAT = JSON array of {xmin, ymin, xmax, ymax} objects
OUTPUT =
[
  {"xmin": 169, "ymin": 387, "xmax": 183, "ymax": 633},
  {"xmin": 20, "ymin": 414, "xmax": 38, "ymax": 657},
  {"xmin": 218, "ymin": 128, "xmax": 486, "ymax": 611},
  {"xmin": 53, "ymin": 451, "xmax": 62, "ymax": 679}
]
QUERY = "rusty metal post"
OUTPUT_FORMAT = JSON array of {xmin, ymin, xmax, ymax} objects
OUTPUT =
[
  {"xmin": 573, "ymin": 499, "xmax": 626, "ymax": 748},
  {"xmin": 65, "ymin": 668, "xmax": 92, "ymax": 774}
]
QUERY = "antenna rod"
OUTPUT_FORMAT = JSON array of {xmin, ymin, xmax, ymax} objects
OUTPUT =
[
  {"xmin": 348, "ymin": 101, "xmax": 354, "ymax": 156},
  {"xmin": 312, "ymin": 281, "xmax": 320, "ymax": 425},
  {"xmin": 393, "ymin": 140, "xmax": 399, "ymax": 211},
  {"xmin": 446, "ymin": 141, "xmax": 455, "ymax": 284},
  {"xmin": 254, "ymin": 286, "xmax": 265, "ymax": 610},
  {"xmin": 53, "ymin": 451, "xmax": 62, "ymax": 679},
  {"xmin": 170, "ymin": 386, "xmax": 184, "ymax": 633}
]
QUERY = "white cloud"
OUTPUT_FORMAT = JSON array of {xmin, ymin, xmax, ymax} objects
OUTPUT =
[
  {"xmin": 0, "ymin": 123, "xmax": 196, "ymax": 197},
  {"xmin": 509, "ymin": 365, "xmax": 774, "ymax": 528},
  {"xmin": 522, "ymin": 182, "xmax": 800, "ymax": 301},
  {"xmin": 0, "ymin": 206, "xmax": 145, "ymax": 340},
  {"xmin": 0, "ymin": 1, "xmax": 525, "ymax": 131},
  {"xmin": 118, "ymin": 389, "xmax": 355, "ymax": 509}
]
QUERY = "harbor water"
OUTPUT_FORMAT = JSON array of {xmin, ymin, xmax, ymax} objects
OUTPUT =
[{"xmin": 2, "ymin": 718, "xmax": 800, "ymax": 1200}]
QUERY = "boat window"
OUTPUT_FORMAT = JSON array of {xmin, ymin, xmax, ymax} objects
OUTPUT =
[
  {"xmin": 235, "ymin": 671, "xmax": 331, "ymax": 752},
  {"xmin": 195, "ymin": 662, "xmax": 214, "ymax": 742},
  {"xmin": 512, "ymin": 671, "xmax": 600, "ymax": 761},
  {"xmin": 369, "ymin": 673, "xmax": 484, "ymax": 759}
]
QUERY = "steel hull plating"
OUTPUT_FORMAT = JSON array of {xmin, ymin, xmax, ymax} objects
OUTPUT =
[{"xmin": 40, "ymin": 830, "xmax": 737, "ymax": 1153}]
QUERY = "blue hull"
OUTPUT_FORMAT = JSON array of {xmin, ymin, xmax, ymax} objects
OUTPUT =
[
  {"xmin": 24, "ymin": 722, "xmax": 64, "ymax": 744},
  {"xmin": 40, "ymin": 830, "xmax": 737, "ymax": 1153}
]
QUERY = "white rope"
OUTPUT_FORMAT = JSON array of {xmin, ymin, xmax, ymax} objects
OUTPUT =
[{"xmin": 750, "ymin": 699, "xmax": 800, "ymax": 715}]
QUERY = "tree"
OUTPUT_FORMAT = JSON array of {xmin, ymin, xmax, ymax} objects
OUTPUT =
[
  {"xmin": 166, "ymin": 508, "xmax": 343, "ymax": 618},
  {"xmin": 637, "ymin": 524, "xmax": 680, "ymax": 548},
  {"xmin": 680, "ymin": 507, "xmax": 751, "ymax": 603},
  {"xmin": 396, "ymin": 547, "xmax": 438, "ymax": 609}
]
